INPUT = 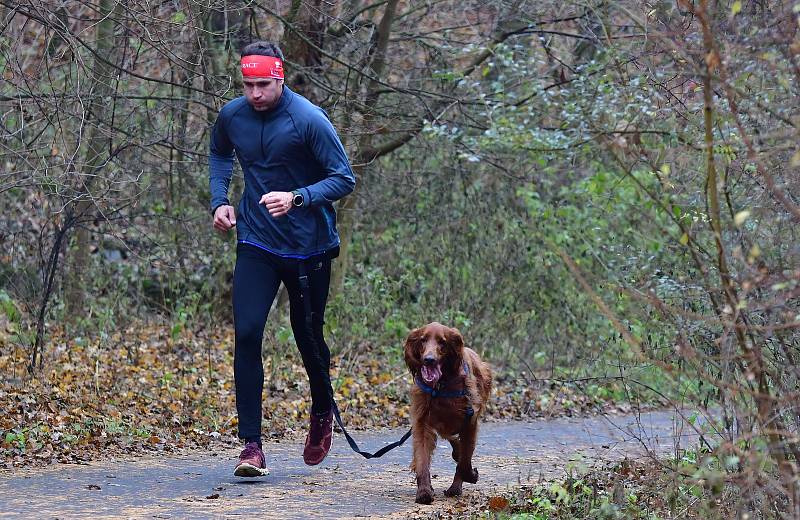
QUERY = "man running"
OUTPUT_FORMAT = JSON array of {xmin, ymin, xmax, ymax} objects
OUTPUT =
[{"xmin": 209, "ymin": 41, "xmax": 355, "ymax": 476}]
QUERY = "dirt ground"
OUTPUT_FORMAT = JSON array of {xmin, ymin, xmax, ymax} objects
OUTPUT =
[{"xmin": 0, "ymin": 409, "xmax": 701, "ymax": 519}]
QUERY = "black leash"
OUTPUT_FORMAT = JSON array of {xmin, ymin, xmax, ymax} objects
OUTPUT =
[
  {"xmin": 332, "ymin": 400, "xmax": 413, "ymax": 459},
  {"xmin": 298, "ymin": 259, "xmax": 412, "ymax": 459}
]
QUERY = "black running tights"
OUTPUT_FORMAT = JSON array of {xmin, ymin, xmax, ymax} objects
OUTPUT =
[{"xmin": 232, "ymin": 242, "xmax": 333, "ymax": 440}]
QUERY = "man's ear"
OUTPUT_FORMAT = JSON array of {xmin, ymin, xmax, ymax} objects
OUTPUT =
[{"xmin": 404, "ymin": 328, "xmax": 424, "ymax": 374}]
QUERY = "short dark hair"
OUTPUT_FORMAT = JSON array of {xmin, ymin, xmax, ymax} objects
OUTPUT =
[{"xmin": 240, "ymin": 41, "xmax": 284, "ymax": 60}]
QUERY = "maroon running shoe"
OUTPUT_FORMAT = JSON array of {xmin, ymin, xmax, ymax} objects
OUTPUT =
[
  {"xmin": 234, "ymin": 441, "xmax": 269, "ymax": 477},
  {"xmin": 303, "ymin": 410, "xmax": 333, "ymax": 466}
]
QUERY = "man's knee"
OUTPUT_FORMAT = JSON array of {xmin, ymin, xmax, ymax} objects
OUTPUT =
[
  {"xmin": 235, "ymin": 321, "xmax": 264, "ymax": 349},
  {"xmin": 312, "ymin": 318, "xmax": 326, "ymax": 340},
  {"xmin": 294, "ymin": 331, "xmax": 325, "ymax": 355}
]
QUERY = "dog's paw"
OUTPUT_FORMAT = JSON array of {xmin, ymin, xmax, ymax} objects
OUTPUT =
[
  {"xmin": 459, "ymin": 467, "xmax": 478, "ymax": 484},
  {"xmin": 415, "ymin": 487, "xmax": 434, "ymax": 504},
  {"xmin": 444, "ymin": 483, "xmax": 463, "ymax": 497}
]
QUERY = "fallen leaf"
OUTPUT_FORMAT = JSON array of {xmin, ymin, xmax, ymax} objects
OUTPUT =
[{"xmin": 488, "ymin": 495, "xmax": 509, "ymax": 511}]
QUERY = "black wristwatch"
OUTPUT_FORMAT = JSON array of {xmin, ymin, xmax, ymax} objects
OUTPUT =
[{"xmin": 291, "ymin": 190, "xmax": 304, "ymax": 207}]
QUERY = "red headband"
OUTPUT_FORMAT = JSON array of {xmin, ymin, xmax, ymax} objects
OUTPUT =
[{"xmin": 240, "ymin": 55, "xmax": 284, "ymax": 79}]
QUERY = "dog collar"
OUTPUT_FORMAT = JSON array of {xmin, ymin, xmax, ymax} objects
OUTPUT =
[
  {"xmin": 414, "ymin": 361, "xmax": 471, "ymax": 399},
  {"xmin": 414, "ymin": 377, "xmax": 468, "ymax": 398}
]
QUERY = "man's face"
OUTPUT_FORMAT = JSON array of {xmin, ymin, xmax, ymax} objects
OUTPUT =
[{"xmin": 243, "ymin": 77, "xmax": 283, "ymax": 111}]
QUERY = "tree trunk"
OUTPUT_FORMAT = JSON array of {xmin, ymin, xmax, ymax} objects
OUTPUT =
[
  {"xmin": 330, "ymin": 168, "xmax": 360, "ymax": 295},
  {"xmin": 281, "ymin": 0, "xmax": 332, "ymax": 104},
  {"xmin": 330, "ymin": 0, "xmax": 400, "ymax": 296},
  {"xmin": 64, "ymin": 0, "xmax": 122, "ymax": 321}
]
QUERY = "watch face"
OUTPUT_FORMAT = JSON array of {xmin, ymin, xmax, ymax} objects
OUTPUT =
[{"xmin": 293, "ymin": 193, "xmax": 303, "ymax": 206}]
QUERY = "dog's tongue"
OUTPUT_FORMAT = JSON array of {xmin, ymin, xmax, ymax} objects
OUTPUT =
[{"xmin": 421, "ymin": 365, "xmax": 442, "ymax": 385}]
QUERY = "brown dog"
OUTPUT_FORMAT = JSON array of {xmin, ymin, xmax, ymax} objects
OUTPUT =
[{"xmin": 403, "ymin": 322, "xmax": 492, "ymax": 504}]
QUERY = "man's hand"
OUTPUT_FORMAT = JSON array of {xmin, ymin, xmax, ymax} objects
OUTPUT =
[
  {"xmin": 260, "ymin": 191, "xmax": 294, "ymax": 218},
  {"xmin": 213, "ymin": 205, "xmax": 237, "ymax": 232}
]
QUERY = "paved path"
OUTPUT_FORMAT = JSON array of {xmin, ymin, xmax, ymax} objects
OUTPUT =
[{"xmin": 0, "ymin": 410, "xmax": 702, "ymax": 519}]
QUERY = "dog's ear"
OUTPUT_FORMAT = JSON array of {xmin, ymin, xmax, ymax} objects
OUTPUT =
[
  {"xmin": 404, "ymin": 327, "xmax": 424, "ymax": 374},
  {"xmin": 445, "ymin": 327, "xmax": 464, "ymax": 352},
  {"xmin": 443, "ymin": 327, "xmax": 465, "ymax": 372}
]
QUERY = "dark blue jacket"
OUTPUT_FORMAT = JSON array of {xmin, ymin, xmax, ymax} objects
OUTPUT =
[{"xmin": 209, "ymin": 87, "xmax": 356, "ymax": 258}]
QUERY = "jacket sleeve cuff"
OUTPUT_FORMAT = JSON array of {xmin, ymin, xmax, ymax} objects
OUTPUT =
[
  {"xmin": 211, "ymin": 200, "xmax": 230, "ymax": 215},
  {"xmin": 301, "ymin": 187, "xmax": 313, "ymax": 207}
]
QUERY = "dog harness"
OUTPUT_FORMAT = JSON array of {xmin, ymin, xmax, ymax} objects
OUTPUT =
[{"xmin": 414, "ymin": 361, "xmax": 475, "ymax": 418}]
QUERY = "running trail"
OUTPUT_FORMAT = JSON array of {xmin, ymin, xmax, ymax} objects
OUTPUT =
[{"xmin": 0, "ymin": 409, "xmax": 701, "ymax": 519}]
